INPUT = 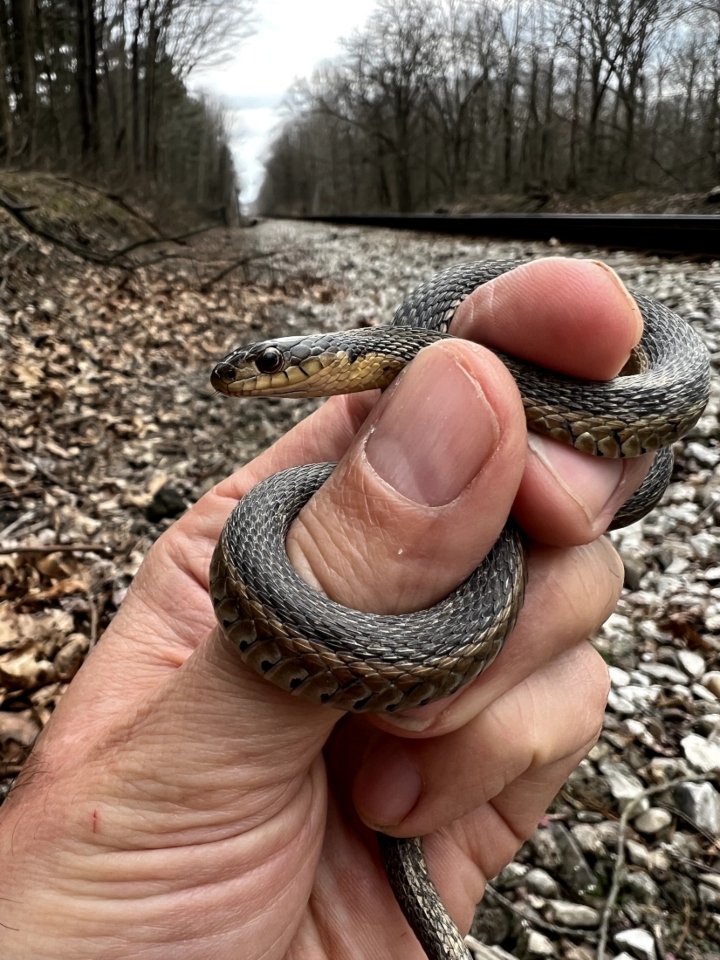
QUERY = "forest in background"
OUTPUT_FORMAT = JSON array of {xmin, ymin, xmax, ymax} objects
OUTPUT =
[
  {"xmin": 258, "ymin": 0, "xmax": 720, "ymax": 215},
  {"xmin": 0, "ymin": 0, "xmax": 254, "ymax": 225}
]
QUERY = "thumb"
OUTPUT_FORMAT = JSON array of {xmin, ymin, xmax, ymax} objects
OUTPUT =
[{"xmin": 287, "ymin": 339, "xmax": 526, "ymax": 617}]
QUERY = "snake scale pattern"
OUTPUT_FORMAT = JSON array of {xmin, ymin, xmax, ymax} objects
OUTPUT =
[{"xmin": 209, "ymin": 260, "xmax": 711, "ymax": 960}]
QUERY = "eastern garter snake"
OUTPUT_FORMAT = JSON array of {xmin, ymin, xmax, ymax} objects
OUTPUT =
[{"xmin": 209, "ymin": 260, "xmax": 711, "ymax": 960}]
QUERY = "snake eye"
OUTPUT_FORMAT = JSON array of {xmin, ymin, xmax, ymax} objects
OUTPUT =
[{"xmin": 255, "ymin": 347, "xmax": 284, "ymax": 375}]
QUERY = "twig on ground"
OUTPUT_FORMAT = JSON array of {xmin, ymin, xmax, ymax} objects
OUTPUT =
[
  {"xmin": 596, "ymin": 775, "xmax": 706, "ymax": 960},
  {"xmin": 0, "ymin": 543, "xmax": 112, "ymax": 557}
]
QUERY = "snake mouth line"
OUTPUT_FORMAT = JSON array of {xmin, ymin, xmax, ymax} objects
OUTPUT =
[{"xmin": 211, "ymin": 349, "xmax": 407, "ymax": 398}]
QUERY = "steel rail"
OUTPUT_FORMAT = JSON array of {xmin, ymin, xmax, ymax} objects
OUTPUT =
[{"xmin": 269, "ymin": 213, "xmax": 719, "ymax": 256}]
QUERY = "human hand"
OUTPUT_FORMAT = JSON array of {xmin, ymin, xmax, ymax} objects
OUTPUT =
[{"xmin": 0, "ymin": 258, "xmax": 647, "ymax": 959}]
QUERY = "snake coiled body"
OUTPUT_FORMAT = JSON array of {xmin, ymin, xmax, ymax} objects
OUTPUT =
[{"xmin": 209, "ymin": 260, "xmax": 711, "ymax": 960}]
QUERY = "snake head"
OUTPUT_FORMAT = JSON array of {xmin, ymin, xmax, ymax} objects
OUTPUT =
[
  {"xmin": 211, "ymin": 337, "xmax": 302, "ymax": 396},
  {"xmin": 211, "ymin": 330, "xmax": 413, "ymax": 398}
]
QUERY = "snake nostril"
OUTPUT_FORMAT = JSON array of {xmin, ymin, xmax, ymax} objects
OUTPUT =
[{"xmin": 211, "ymin": 361, "xmax": 236, "ymax": 391}]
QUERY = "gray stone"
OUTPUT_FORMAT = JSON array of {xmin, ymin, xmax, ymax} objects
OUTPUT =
[
  {"xmin": 494, "ymin": 862, "xmax": 528, "ymax": 890},
  {"xmin": 704, "ymin": 672, "xmax": 720, "ymax": 698},
  {"xmin": 681, "ymin": 733, "xmax": 720, "ymax": 773},
  {"xmin": 530, "ymin": 828, "xmax": 562, "ymax": 871},
  {"xmin": 599, "ymin": 760, "xmax": 649, "ymax": 812},
  {"xmin": 674, "ymin": 781, "xmax": 720, "ymax": 837},
  {"xmin": 608, "ymin": 665, "xmax": 631, "ymax": 687},
  {"xmin": 622, "ymin": 550, "xmax": 647, "ymax": 591},
  {"xmin": 570, "ymin": 823, "xmax": 607, "ymax": 857},
  {"xmin": 638, "ymin": 661, "xmax": 688, "ymax": 685},
  {"xmin": 633, "ymin": 807, "xmax": 673, "ymax": 835},
  {"xmin": 678, "ymin": 649, "xmax": 706, "ymax": 679},
  {"xmin": 623, "ymin": 871, "xmax": 660, "ymax": 904},
  {"xmin": 646, "ymin": 847, "xmax": 671, "ymax": 879},
  {"xmin": 700, "ymin": 883, "xmax": 720, "ymax": 910},
  {"xmin": 547, "ymin": 900, "xmax": 600, "ymax": 927},
  {"xmin": 614, "ymin": 927, "xmax": 657, "ymax": 960},
  {"xmin": 607, "ymin": 690, "xmax": 637, "ymax": 716},
  {"xmin": 526, "ymin": 930, "xmax": 556, "ymax": 957},
  {"xmin": 548, "ymin": 821, "xmax": 598, "ymax": 894},
  {"xmin": 595, "ymin": 821, "xmax": 621, "ymax": 846},
  {"xmin": 525, "ymin": 868, "xmax": 559, "ymax": 899},
  {"xmin": 686, "ymin": 443, "xmax": 720, "ymax": 468},
  {"xmin": 625, "ymin": 840, "xmax": 650, "ymax": 869},
  {"xmin": 645, "ymin": 757, "xmax": 689, "ymax": 783},
  {"xmin": 464, "ymin": 935, "xmax": 516, "ymax": 960},
  {"xmin": 694, "ymin": 683, "xmax": 719, "ymax": 703}
]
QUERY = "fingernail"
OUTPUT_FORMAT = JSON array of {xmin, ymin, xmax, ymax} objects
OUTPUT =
[
  {"xmin": 588, "ymin": 260, "xmax": 643, "ymax": 342},
  {"xmin": 527, "ymin": 432, "xmax": 624, "ymax": 523},
  {"xmin": 355, "ymin": 740, "xmax": 422, "ymax": 828},
  {"xmin": 366, "ymin": 344, "xmax": 499, "ymax": 506}
]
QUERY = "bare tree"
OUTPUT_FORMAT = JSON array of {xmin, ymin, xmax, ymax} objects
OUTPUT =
[
  {"xmin": 259, "ymin": 0, "xmax": 719, "ymax": 215},
  {"xmin": 0, "ymin": 0, "xmax": 255, "ymax": 222}
]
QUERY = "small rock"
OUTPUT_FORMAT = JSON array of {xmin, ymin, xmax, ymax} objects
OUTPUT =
[
  {"xmin": 674, "ymin": 781, "xmax": 720, "ymax": 837},
  {"xmin": 599, "ymin": 760, "xmax": 649, "ymax": 812},
  {"xmin": 570, "ymin": 823, "xmax": 607, "ymax": 857},
  {"xmin": 614, "ymin": 927, "xmax": 657, "ymax": 960},
  {"xmin": 678, "ymin": 649, "xmax": 706, "ymax": 679},
  {"xmin": 608, "ymin": 665, "xmax": 631, "ymax": 687},
  {"xmin": 681, "ymin": 733, "xmax": 720, "ymax": 773},
  {"xmin": 525, "ymin": 868, "xmax": 559, "ymax": 899},
  {"xmin": 465, "ymin": 935, "xmax": 515, "ymax": 960},
  {"xmin": 625, "ymin": 840, "xmax": 649, "ymax": 868},
  {"xmin": 634, "ymin": 807, "xmax": 672, "ymax": 835},
  {"xmin": 623, "ymin": 871, "xmax": 660, "ymax": 904},
  {"xmin": 638, "ymin": 662, "xmax": 688, "ymax": 685},
  {"xmin": 530, "ymin": 829, "xmax": 562, "ymax": 871},
  {"xmin": 704, "ymin": 672, "xmax": 720, "ymax": 698},
  {"xmin": 495, "ymin": 862, "xmax": 528, "ymax": 890},
  {"xmin": 595, "ymin": 821, "xmax": 621, "ymax": 846},
  {"xmin": 667, "ymin": 831, "xmax": 702, "ymax": 860},
  {"xmin": 686, "ymin": 443, "xmax": 720, "ymax": 468},
  {"xmin": 701, "ymin": 883, "xmax": 720, "ymax": 910},
  {"xmin": 695, "ymin": 712, "xmax": 720, "ymax": 740},
  {"xmin": 607, "ymin": 690, "xmax": 636, "ymax": 716},
  {"xmin": 664, "ymin": 556, "xmax": 689, "ymax": 575},
  {"xmin": 547, "ymin": 900, "xmax": 600, "ymax": 927},
  {"xmin": 645, "ymin": 756, "xmax": 689, "ymax": 783},
  {"xmin": 563, "ymin": 947, "xmax": 595, "ymax": 960},
  {"xmin": 548, "ymin": 821, "xmax": 598, "ymax": 894},
  {"xmin": 646, "ymin": 847, "xmax": 671, "ymax": 879},
  {"xmin": 526, "ymin": 930, "xmax": 556, "ymax": 957},
  {"xmin": 663, "ymin": 874, "xmax": 699, "ymax": 909},
  {"xmin": 622, "ymin": 551, "xmax": 647, "ymax": 591},
  {"xmin": 694, "ymin": 683, "xmax": 719, "ymax": 703}
]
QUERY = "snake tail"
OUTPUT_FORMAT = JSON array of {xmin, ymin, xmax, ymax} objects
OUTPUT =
[{"xmin": 378, "ymin": 834, "xmax": 472, "ymax": 960}]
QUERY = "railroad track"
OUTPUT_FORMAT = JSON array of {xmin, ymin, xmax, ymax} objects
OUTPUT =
[{"xmin": 272, "ymin": 213, "xmax": 719, "ymax": 256}]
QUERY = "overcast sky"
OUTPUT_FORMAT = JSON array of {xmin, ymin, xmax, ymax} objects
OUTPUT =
[{"xmin": 191, "ymin": 0, "xmax": 378, "ymax": 206}]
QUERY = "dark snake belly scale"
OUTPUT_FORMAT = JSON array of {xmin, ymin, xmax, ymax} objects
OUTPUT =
[{"xmin": 209, "ymin": 260, "xmax": 711, "ymax": 959}]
